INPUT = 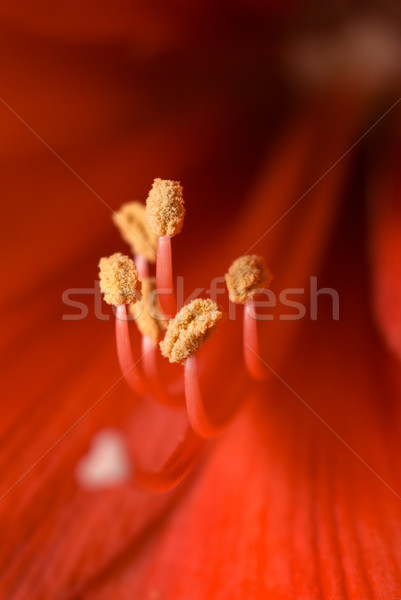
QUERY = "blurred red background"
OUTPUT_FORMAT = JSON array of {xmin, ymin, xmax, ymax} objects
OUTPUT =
[{"xmin": 1, "ymin": 2, "xmax": 401, "ymax": 598}]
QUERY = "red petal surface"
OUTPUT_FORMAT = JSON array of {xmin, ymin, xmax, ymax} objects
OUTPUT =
[
  {"xmin": 77, "ymin": 202, "xmax": 401, "ymax": 600},
  {"xmin": 1, "ymin": 4, "xmax": 401, "ymax": 599}
]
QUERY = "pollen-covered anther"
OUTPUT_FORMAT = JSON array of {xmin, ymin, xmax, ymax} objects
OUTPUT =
[
  {"xmin": 112, "ymin": 201, "xmax": 157, "ymax": 263},
  {"xmin": 129, "ymin": 277, "xmax": 167, "ymax": 343},
  {"xmin": 160, "ymin": 299, "xmax": 222, "ymax": 363},
  {"xmin": 225, "ymin": 254, "xmax": 272, "ymax": 304},
  {"xmin": 99, "ymin": 252, "xmax": 141, "ymax": 306},
  {"xmin": 146, "ymin": 178, "xmax": 185, "ymax": 237}
]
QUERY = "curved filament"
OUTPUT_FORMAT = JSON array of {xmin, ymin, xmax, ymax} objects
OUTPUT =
[
  {"xmin": 243, "ymin": 298, "xmax": 267, "ymax": 381},
  {"xmin": 156, "ymin": 236, "xmax": 176, "ymax": 319},
  {"xmin": 141, "ymin": 336, "xmax": 185, "ymax": 408},
  {"xmin": 115, "ymin": 304, "xmax": 149, "ymax": 396},
  {"xmin": 134, "ymin": 426, "xmax": 206, "ymax": 492},
  {"xmin": 184, "ymin": 355, "xmax": 232, "ymax": 439}
]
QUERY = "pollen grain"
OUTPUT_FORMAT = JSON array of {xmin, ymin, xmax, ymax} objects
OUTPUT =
[
  {"xmin": 145, "ymin": 178, "xmax": 185, "ymax": 237},
  {"xmin": 129, "ymin": 277, "xmax": 167, "ymax": 342},
  {"xmin": 160, "ymin": 299, "xmax": 222, "ymax": 363},
  {"xmin": 99, "ymin": 252, "xmax": 142, "ymax": 306},
  {"xmin": 112, "ymin": 201, "xmax": 157, "ymax": 263},
  {"xmin": 225, "ymin": 255, "xmax": 272, "ymax": 304}
]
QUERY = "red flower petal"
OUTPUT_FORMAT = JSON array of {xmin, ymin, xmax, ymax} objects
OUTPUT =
[
  {"xmin": 2, "ymin": 3, "xmax": 401, "ymax": 597},
  {"xmin": 72, "ymin": 202, "xmax": 401, "ymax": 599}
]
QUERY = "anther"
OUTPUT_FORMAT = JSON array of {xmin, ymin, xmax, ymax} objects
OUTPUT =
[
  {"xmin": 225, "ymin": 255, "xmax": 272, "ymax": 304},
  {"xmin": 112, "ymin": 201, "xmax": 158, "ymax": 264},
  {"xmin": 160, "ymin": 299, "xmax": 222, "ymax": 364},
  {"xmin": 145, "ymin": 178, "xmax": 185, "ymax": 238},
  {"xmin": 99, "ymin": 252, "xmax": 142, "ymax": 306},
  {"xmin": 130, "ymin": 277, "xmax": 167, "ymax": 344}
]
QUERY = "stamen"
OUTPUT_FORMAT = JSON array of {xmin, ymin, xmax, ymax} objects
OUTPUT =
[
  {"xmin": 97, "ymin": 180, "xmax": 275, "ymax": 491},
  {"xmin": 146, "ymin": 179, "xmax": 185, "ymax": 319},
  {"xmin": 99, "ymin": 253, "xmax": 147, "ymax": 395},
  {"xmin": 160, "ymin": 299, "xmax": 226, "ymax": 438},
  {"xmin": 112, "ymin": 201, "xmax": 157, "ymax": 263},
  {"xmin": 225, "ymin": 255, "xmax": 272, "ymax": 380}
]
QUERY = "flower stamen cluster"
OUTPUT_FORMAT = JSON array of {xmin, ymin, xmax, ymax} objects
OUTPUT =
[{"xmin": 97, "ymin": 178, "xmax": 272, "ymax": 490}]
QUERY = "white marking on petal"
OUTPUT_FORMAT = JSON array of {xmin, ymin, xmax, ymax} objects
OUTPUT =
[{"xmin": 75, "ymin": 428, "xmax": 132, "ymax": 490}]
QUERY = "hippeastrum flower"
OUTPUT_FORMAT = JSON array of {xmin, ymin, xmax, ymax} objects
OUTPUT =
[{"xmin": 2, "ymin": 2, "xmax": 401, "ymax": 599}]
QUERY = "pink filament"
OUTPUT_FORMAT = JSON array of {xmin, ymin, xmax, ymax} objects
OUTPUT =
[
  {"xmin": 141, "ymin": 336, "xmax": 184, "ymax": 408},
  {"xmin": 184, "ymin": 355, "xmax": 225, "ymax": 439},
  {"xmin": 243, "ymin": 298, "xmax": 267, "ymax": 381},
  {"xmin": 134, "ymin": 253, "xmax": 149, "ymax": 279},
  {"xmin": 135, "ymin": 355, "xmax": 248, "ymax": 491},
  {"xmin": 156, "ymin": 235, "xmax": 176, "ymax": 319},
  {"xmin": 115, "ymin": 304, "xmax": 149, "ymax": 396},
  {"xmin": 134, "ymin": 426, "xmax": 206, "ymax": 492}
]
